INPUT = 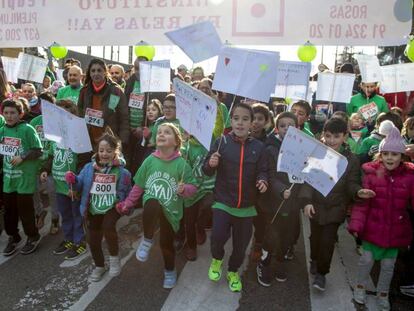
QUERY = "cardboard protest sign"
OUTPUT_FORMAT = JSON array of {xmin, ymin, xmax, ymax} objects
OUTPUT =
[
  {"xmin": 0, "ymin": 56, "xmax": 18, "ymax": 83},
  {"xmin": 354, "ymin": 54, "xmax": 383, "ymax": 83},
  {"xmin": 139, "ymin": 60, "xmax": 171, "ymax": 93},
  {"xmin": 16, "ymin": 52, "xmax": 48, "ymax": 83},
  {"xmin": 316, "ymin": 72, "xmax": 355, "ymax": 103},
  {"xmin": 278, "ymin": 126, "xmax": 348, "ymax": 196},
  {"xmin": 42, "ymin": 100, "xmax": 92, "ymax": 153},
  {"xmin": 165, "ymin": 21, "xmax": 222, "ymax": 63},
  {"xmin": 174, "ymin": 78, "xmax": 217, "ymax": 150},
  {"xmin": 212, "ymin": 47, "xmax": 279, "ymax": 102},
  {"xmin": 380, "ymin": 63, "xmax": 414, "ymax": 94},
  {"xmin": 272, "ymin": 60, "xmax": 311, "ymax": 100}
]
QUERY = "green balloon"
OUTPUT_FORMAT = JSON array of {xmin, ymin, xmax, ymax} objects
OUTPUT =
[
  {"xmin": 134, "ymin": 42, "xmax": 155, "ymax": 61},
  {"xmin": 50, "ymin": 43, "xmax": 68, "ymax": 59},
  {"xmin": 297, "ymin": 42, "xmax": 317, "ymax": 62},
  {"xmin": 406, "ymin": 40, "xmax": 414, "ymax": 62}
]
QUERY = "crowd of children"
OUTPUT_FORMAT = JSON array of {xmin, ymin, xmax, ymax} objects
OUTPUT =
[{"xmin": 0, "ymin": 57, "xmax": 414, "ymax": 311}]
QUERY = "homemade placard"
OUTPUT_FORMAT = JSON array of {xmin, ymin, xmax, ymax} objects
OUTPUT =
[
  {"xmin": 212, "ymin": 47, "xmax": 279, "ymax": 102},
  {"xmin": 354, "ymin": 54, "xmax": 383, "ymax": 83},
  {"xmin": 16, "ymin": 52, "xmax": 48, "ymax": 83},
  {"xmin": 273, "ymin": 60, "xmax": 311, "ymax": 100},
  {"xmin": 139, "ymin": 60, "xmax": 171, "ymax": 93},
  {"xmin": 380, "ymin": 63, "xmax": 414, "ymax": 94},
  {"xmin": 42, "ymin": 100, "xmax": 92, "ymax": 153},
  {"xmin": 316, "ymin": 72, "xmax": 355, "ymax": 103},
  {"xmin": 174, "ymin": 78, "xmax": 217, "ymax": 150},
  {"xmin": 165, "ymin": 21, "xmax": 222, "ymax": 63},
  {"xmin": 0, "ymin": 56, "xmax": 18, "ymax": 83}
]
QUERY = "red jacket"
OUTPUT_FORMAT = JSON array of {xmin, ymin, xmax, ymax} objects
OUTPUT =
[{"xmin": 348, "ymin": 161, "xmax": 414, "ymax": 248}]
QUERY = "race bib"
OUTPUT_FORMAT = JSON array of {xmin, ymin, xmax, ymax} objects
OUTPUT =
[
  {"xmin": 128, "ymin": 93, "xmax": 145, "ymax": 109},
  {"xmin": 351, "ymin": 131, "xmax": 362, "ymax": 142},
  {"xmin": 0, "ymin": 137, "xmax": 21, "ymax": 156},
  {"xmin": 288, "ymin": 173, "xmax": 304, "ymax": 184},
  {"xmin": 85, "ymin": 108, "xmax": 104, "ymax": 128},
  {"xmin": 359, "ymin": 102, "xmax": 378, "ymax": 120},
  {"xmin": 90, "ymin": 173, "xmax": 116, "ymax": 195}
]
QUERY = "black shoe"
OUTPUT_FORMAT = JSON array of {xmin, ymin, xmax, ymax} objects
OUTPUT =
[
  {"xmin": 256, "ymin": 262, "xmax": 272, "ymax": 287},
  {"xmin": 53, "ymin": 240, "xmax": 74, "ymax": 255},
  {"xmin": 310, "ymin": 261, "xmax": 317, "ymax": 275},
  {"xmin": 275, "ymin": 266, "xmax": 287, "ymax": 282},
  {"xmin": 65, "ymin": 242, "xmax": 87, "ymax": 260},
  {"xmin": 313, "ymin": 273, "xmax": 326, "ymax": 291},
  {"xmin": 174, "ymin": 238, "xmax": 185, "ymax": 253},
  {"xmin": 3, "ymin": 235, "xmax": 22, "ymax": 256},
  {"xmin": 284, "ymin": 246, "xmax": 295, "ymax": 260},
  {"xmin": 20, "ymin": 235, "xmax": 41, "ymax": 255}
]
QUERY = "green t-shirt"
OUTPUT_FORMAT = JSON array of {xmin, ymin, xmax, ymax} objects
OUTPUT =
[
  {"xmin": 347, "ymin": 93, "xmax": 389, "ymax": 119},
  {"xmin": 89, "ymin": 166, "xmax": 120, "ymax": 215},
  {"xmin": 0, "ymin": 115, "xmax": 5, "ymax": 128},
  {"xmin": 56, "ymin": 85, "xmax": 82, "ymax": 104},
  {"xmin": 213, "ymin": 202, "xmax": 257, "ymax": 218},
  {"xmin": 134, "ymin": 154, "xmax": 196, "ymax": 232},
  {"xmin": 302, "ymin": 123, "xmax": 314, "ymax": 137},
  {"xmin": 349, "ymin": 127, "xmax": 369, "ymax": 154},
  {"xmin": 30, "ymin": 115, "xmax": 50, "ymax": 163},
  {"xmin": 357, "ymin": 133, "xmax": 382, "ymax": 155},
  {"xmin": 362, "ymin": 241, "xmax": 398, "ymax": 261},
  {"xmin": 181, "ymin": 139, "xmax": 215, "ymax": 207},
  {"xmin": 49, "ymin": 142, "xmax": 78, "ymax": 195},
  {"xmin": 0, "ymin": 123, "xmax": 42, "ymax": 194},
  {"xmin": 150, "ymin": 118, "xmax": 183, "ymax": 145},
  {"xmin": 128, "ymin": 81, "xmax": 145, "ymax": 128}
]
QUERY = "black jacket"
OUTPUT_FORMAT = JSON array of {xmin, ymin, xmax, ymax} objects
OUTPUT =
[{"xmin": 203, "ymin": 133, "xmax": 268, "ymax": 209}]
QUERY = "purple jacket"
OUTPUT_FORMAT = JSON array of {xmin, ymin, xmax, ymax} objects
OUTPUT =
[{"xmin": 348, "ymin": 161, "xmax": 414, "ymax": 248}]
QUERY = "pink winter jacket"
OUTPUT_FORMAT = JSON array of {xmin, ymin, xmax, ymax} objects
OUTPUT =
[{"xmin": 348, "ymin": 161, "xmax": 414, "ymax": 248}]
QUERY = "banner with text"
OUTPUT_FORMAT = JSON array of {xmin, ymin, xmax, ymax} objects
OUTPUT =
[{"xmin": 0, "ymin": 1, "xmax": 410, "ymax": 47}]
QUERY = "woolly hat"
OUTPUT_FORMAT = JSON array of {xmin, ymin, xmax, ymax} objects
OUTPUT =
[
  {"xmin": 379, "ymin": 126, "xmax": 406, "ymax": 154},
  {"xmin": 378, "ymin": 120, "xmax": 395, "ymax": 136}
]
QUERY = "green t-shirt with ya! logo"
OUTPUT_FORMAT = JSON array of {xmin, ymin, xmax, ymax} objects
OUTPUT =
[
  {"xmin": 89, "ymin": 166, "xmax": 120, "ymax": 215},
  {"xmin": 49, "ymin": 142, "xmax": 78, "ymax": 195},
  {"xmin": 134, "ymin": 154, "xmax": 196, "ymax": 232},
  {"xmin": 0, "ymin": 123, "xmax": 42, "ymax": 194}
]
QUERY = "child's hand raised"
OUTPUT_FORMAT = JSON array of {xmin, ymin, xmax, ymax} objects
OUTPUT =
[
  {"xmin": 209, "ymin": 152, "xmax": 220, "ymax": 168},
  {"xmin": 40, "ymin": 171, "xmax": 48, "ymax": 183},
  {"xmin": 283, "ymin": 189, "xmax": 291, "ymax": 200},
  {"xmin": 177, "ymin": 183, "xmax": 185, "ymax": 196},
  {"xmin": 256, "ymin": 180, "xmax": 267, "ymax": 193},
  {"xmin": 65, "ymin": 171, "xmax": 76, "ymax": 184},
  {"xmin": 142, "ymin": 127, "xmax": 151, "ymax": 139},
  {"xmin": 357, "ymin": 189, "xmax": 376, "ymax": 199},
  {"xmin": 10, "ymin": 156, "xmax": 23, "ymax": 166}
]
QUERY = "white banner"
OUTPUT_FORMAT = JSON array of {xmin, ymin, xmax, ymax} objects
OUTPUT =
[
  {"xmin": 15, "ymin": 52, "xmax": 48, "ymax": 83},
  {"xmin": 174, "ymin": 78, "xmax": 217, "ymax": 150},
  {"xmin": 380, "ymin": 63, "xmax": 414, "ymax": 94},
  {"xmin": 0, "ymin": 1, "xmax": 409, "ymax": 47},
  {"xmin": 316, "ymin": 72, "xmax": 355, "ymax": 103},
  {"xmin": 42, "ymin": 100, "xmax": 92, "ymax": 153},
  {"xmin": 273, "ymin": 61, "xmax": 311, "ymax": 100},
  {"xmin": 139, "ymin": 60, "xmax": 171, "ymax": 93}
]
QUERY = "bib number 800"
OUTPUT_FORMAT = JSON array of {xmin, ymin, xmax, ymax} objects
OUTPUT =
[{"xmin": 95, "ymin": 184, "xmax": 112, "ymax": 193}]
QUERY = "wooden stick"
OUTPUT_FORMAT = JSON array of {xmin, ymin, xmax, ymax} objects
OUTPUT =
[
  {"xmin": 217, "ymin": 95, "xmax": 236, "ymax": 153},
  {"xmin": 270, "ymin": 183, "xmax": 295, "ymax": 224}
]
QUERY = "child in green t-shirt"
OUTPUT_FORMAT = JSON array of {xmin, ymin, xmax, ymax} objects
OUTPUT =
[
  {"xmin": 117, "ymin": 123, "xmax": 197, "ymax": 289},
  {"xmin": 349, "ymin": 113, "xmax": 368, "ymax": 154},
  {"xmin": 142, "ymin": 98, "xmax": 163, "ymax": 154},
  {"xmin": 1, "ymin": 99, "xmax": 43, "ymax": 256}
]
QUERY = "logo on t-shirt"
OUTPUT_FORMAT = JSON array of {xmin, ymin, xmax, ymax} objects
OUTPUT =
[
  {"xmin": 53, "ymin": 148, "xmax": 74, "ymax": 171},
  {"xmin": 146, "ymin": 171, "xmax": 178, "ymax": 206}
]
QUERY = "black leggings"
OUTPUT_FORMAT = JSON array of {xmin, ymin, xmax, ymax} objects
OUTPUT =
[
  {"xmin": 143, "ymin": 199, "xmax": 175, "ymax": 270},
  {"xmin": 185, "ymin": 193, "xmax": 213, "ymax": 249},
  {"xmin": 87, "ymin": 208, "xmax": 120, "ymax": 267}
]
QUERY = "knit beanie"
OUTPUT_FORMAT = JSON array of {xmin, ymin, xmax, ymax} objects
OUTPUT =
[
  {"xmin": 378, "ymin": 126, "xmax": 406, "ymax": 154},
  {"xmin": 378, "ymin": 120, "xmax": 395, "ymax": 136}
]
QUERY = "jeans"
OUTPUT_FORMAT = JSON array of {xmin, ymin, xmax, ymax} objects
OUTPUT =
[{"xmin": 56, "ymin": 193, "xmax": 84, "ymax": 244}]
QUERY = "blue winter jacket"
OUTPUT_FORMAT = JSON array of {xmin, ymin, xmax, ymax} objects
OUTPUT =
[{"xmin": 74, "ymin": 162, "xmax": 132, "ymax": 216}]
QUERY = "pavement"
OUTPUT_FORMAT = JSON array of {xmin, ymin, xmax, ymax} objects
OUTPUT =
[{"xmin": 0, "ymin": 209, "xmax": 412, "ymax": 311}]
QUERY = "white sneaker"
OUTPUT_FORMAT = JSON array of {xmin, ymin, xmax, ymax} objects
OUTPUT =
[
  {"xmin": 353, "ymin": 285, "xmax": 366, "ymax": 304},
  {"xmin": 109, "ymin": 256, "xmax": 121, "ymax": 277},
  {"xmin": 377, "ymin": 293, "xmax": 390, "ymax": 311},
  {"xmin": 136, "ymin": 238, "xmax": 153, "ymax": 262},
  {"xmin": 90, "ymin": 266, "xmax": 106, "ymax": 282}
]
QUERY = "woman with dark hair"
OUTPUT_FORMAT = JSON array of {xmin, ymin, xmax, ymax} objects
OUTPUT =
[
  {"xmin": 78, "ymin": 58, "xmax": 129, "ymax": 148},
  {"xmin": 0, "ymin": 69, "xmax": 11, "ymax": 103}
]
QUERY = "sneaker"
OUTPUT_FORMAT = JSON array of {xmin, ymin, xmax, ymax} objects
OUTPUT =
[
  {"xmin": 53, "ymin": 240, "xmax": 74, "ymax": 255},
  {"xmin": 163, "ymin": 269, "xmax": 177, "ymax": 289},
  {"xmin": 400, "ymin": 284, "xmax": 414, "ymax": 297},
  {"xmin": 185, "ymin": 248, "xmax": 197, "ymax": 261},
  {"xmin": 174, "ymin": 238, "xmax": 185, "ymax": 253},
  {"xmin": 50, "ymin": 218, "xmax": 60, "ymax": 235},
  {"xmin": 256, "ymin": 262, "xmax": 272, "ymax": 287},
  {"xmin": 136, "ymin": 238, "xmax": 153, "ymax": 262},
  {"xmin": 227, "ymin": 271, "xmax": 242, "ymax": 292},
  {"xmin": 20, "ymin": 235, "xmax": 41, "ymax": 255},
  {"xmin": 310, "ymin": 261, "xmax": 317, "ymax": 275},
  {"xmin": 90, "ymin": 266, "xmax": 106, "ymax": 282},
  {"xmin": 109, "ymin": 256, "xmax": 121, "ymax": 277},
  {"xmin": 65, "ymin": 242, "xmax": 87, "ymax": 260},
  {"xmin": 3, "ymin": 235, "xmax": 22, "ymax": 256},
  {"xmin": 284, "ymin": 246, "xmax": 294, "ymax": 260},
  {"xmin": 196, "ymin": 229, "xmax": 206, "ymax": 245},
  {"xmin": 275, "ymin": 265, "xmax": 287, "ymax": 282},
  {"xmin": 353, "ymin": 284, "xmax": 366, "ymax": 305},
  {"xmin": 377, "ymin": 293, "xmax": 390, "ymax": 311},
  {"xmin": 312, "ymin": 273, "xmax": 326, "ymax": 291},
  {"xmin": 208, "ymin": 258, "xmax": 223, "ymax": 281}
]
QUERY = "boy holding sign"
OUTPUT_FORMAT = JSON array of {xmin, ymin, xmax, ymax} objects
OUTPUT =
[{"xmin": 1, "ymin": 99, "xmax": 43, "ymax": 256}]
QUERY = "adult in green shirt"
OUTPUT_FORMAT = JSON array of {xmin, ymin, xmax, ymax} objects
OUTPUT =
[{"xmin": 56, "ymin": 65, "xmax": 83, "ymax": 105}]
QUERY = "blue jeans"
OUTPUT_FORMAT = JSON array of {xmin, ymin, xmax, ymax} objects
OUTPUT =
[{"xmin": 56, "ymin": 193, "xmax": 84, "ymax": 244}]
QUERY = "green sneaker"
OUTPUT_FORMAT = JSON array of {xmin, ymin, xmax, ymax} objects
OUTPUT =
[
  {"xmin": 227, "ymin": 271, "xmax": 242, "ymax": 292},
  {"xmin": 208, "ymin": 258, "xmax": 223, "ymax": 281}
]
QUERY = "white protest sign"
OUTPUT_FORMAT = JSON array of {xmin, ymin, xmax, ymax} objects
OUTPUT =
[
  {"xmin": 174, "ymin": 78, "xmax": 217, "ymax": 150},
  {"xmin": 16, "ymin": 52, "xmax": 48, "ymax": 83},
  {"xmin": 278, "ymin": 126, "xmax": 348, "ymax": 197},
  {"xmin": 273, "ymin": 85, "xmax": 308, "ymax": 101},
  {"xmin": 213, "ymin": 47, "xmax": 279, "ymax": 102},
  {"xmin": 1, "ymin": 56, "xmax": 18, "ymax": 83},
  {"xmin": 140, "ymin": 60, "xmax": 171, "ymax": 93},
  {"xmin": 42, "ymin": 100, "xmax": 92, "ymax": 153},
  {"xmin": 165, "ymin": 21, "xmax": 222, "ymax": 63},
  {"xmin": 273, "ymin": 61, "xmax": 311, "ymax": 100},
  {"xmin": 56, "ymin": 69, "xmax": 65, "ymax": 82},
  {"xmin": 380, "ymin": 63, "xmax": 414, "ymax": 94},
  {"xmin": 316, "ymin": 72, "xmax": 355, "ymax": 103},
  {"xmin": 354, "ymin": 54, "xmax": 383, "ymax": 83}
]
